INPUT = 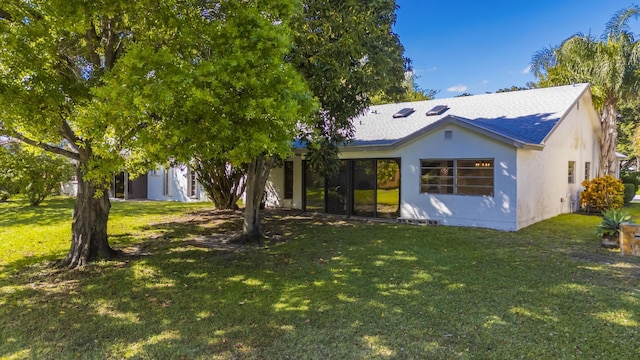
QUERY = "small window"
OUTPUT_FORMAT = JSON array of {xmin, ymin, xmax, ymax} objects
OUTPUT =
[
  {"xmin": 568, "ymin": 161, "xmax": 576, "ymax": 184},
  {"xmin": 284, "ymin": 161, "xmax": 293, "ymax": 199},
  {"xmin": 163, "ymin": 167, "xmax": 172, "ymax": 196},
  {"xmin": 393, "ymin": 108, "xmax": 415, "ymax": 118},
  {"xmin": 444, "ymin": 130, "xmax": 453, "ymax": 139},
  {"xmin": 187, "ymin": 169, "xmax": 197, "ymax": 198},
  {"xmin": 584, "ymin": 162, "xmax": 591, "ymax": 181},
  {"xmin": 427, "ymin": 105, "xmax": 449, "ymax": 116}
]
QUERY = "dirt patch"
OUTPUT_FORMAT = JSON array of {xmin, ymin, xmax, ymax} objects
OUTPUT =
[{"xmin": 121, "ymin": 209, "xmax": 326, "ymax": 255}]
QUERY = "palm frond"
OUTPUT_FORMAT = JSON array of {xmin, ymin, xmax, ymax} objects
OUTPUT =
[
  {"xmin": 604, "ymin": 4, "xmax": 640, "ymax": 40},
  {"xmin": 530, "ymin": 47, "xmax": 556, "ymax": 78}
]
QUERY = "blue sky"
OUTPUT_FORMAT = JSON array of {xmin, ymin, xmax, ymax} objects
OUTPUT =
[{"xmin": 394, "ymin": 1, "xmax": 640, "ymax": 98}]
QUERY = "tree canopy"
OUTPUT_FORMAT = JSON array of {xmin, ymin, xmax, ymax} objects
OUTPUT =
[
  {"xmin": 531, "ymin": 5, "xmax": 640, "ymax": 175},
  {"xmin": 290, "ymin": 0, "xmax": 407, "ymax": 176},
  {"xmin": 177, "ymin": 0, "xmax": 409, "ymax": 239},
  {"xmin": 0, "ymin": 0, "xmax": 318, "ymax": 265}
]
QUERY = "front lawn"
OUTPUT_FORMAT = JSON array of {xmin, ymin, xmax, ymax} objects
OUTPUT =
[{"xmin": 1, "ymin": 198, "xmax": 639, "ymax": 359}]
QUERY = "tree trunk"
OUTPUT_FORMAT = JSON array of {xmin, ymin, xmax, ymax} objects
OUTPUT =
[
  {"xmin": 61, "ymin": 166, "xmax": 113, "ymax": 268},
  {"xmin": 599, "ymin": 101, "xmax": 618, "ymax": 177},
  {"xmin": 241, "ymin": 156, "xmax": 273, "ymax": 242},
  {"xmin": 194, "ymin": 158, "xmax": 246, "ymax": 210}
]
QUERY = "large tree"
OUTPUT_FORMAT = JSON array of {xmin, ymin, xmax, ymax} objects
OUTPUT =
[
  {"xmin": 99, "ymin": 0, "xmax": 317, "ymax": 241},
  {"xmin": 290, "ymin": 0, "xmax": 407, "ymax": 176},
  {"xmin": 531, "ymin": 5, "xmax": 640, "ymax": 176},
  {"xmin": 0, "ymin": 0, "xmax": 310, "ymax": 264},
  {"xmin": 0, "ymin": 0, "xmax": 159, "ymax": 267},
  {"xmin": 190, "ymin": 0, "xmax": 408, "ymax": 240}
]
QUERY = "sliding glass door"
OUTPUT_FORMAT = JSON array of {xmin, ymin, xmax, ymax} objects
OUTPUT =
[
  {"xmin": 326, "ymin": 160, "xmax": 348, "ymax": 215},
  {"xmin": 303, "ymin": 158, "xmax": 400, "ymax": 218},
  {"xmin": 376, "ymin": 159, "xmax": 400, "ymax": 218}
]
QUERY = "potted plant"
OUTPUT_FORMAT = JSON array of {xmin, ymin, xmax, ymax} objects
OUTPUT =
[{"xmin": 596, "ymin": 208, "xmax": 632, "ymax": 248}]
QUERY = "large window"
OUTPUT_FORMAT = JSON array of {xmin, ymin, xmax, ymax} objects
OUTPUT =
[
  {"xmin": 376, "ymin": 159, "xmax": 400, "ymax": 218},
  {"xmin": 420, "ymin": 159, "xmax": 494, "ymax": 196},
  {"xmin": 352, "ymin": 159, "xmax": 376, "ymax": 217},
  {"xmin": 304, "ymin": 162, "xmax": 324, "ymax": 211}
]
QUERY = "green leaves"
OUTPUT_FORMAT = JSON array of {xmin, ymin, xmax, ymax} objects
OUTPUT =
[
  {"xmin": 530, "ymin": 5, "xmax": 640, "ymax": 175},
  {"xmin": 596, "ymin": 208, "xmax": 632, "ymax": 237},
  {"xmin": 290, "ymin": 1, "xmax": 406, "ymax": 175},
  {"xmin": 0, "ymin": 142, "xmax": 74, "ymax": 206}
]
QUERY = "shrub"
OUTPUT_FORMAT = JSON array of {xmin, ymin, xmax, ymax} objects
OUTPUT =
[
  {"xmin": 0, "ymin": 142, "xmax": 74, "ymax": 206},
  {"xmin": 0, "ymin": 189, "xmax": 9, "ymax": 202},
  {"xmin": 580, "ymin": 175, "xmax": 625, "ymax": 211},
  {"xmin": 623, "ymin": 183, "xmax": 636, "ymax": 205},
  {"xmin": 620, "ymin": 171, "xmax": 640, "ymax": 192},
  {"xmin": 596, "ymin": 208, "xmax": 632, "ymax": 239}
]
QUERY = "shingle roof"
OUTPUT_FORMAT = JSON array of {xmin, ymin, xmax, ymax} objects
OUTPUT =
[{"xmin": 347, "ymin": 83, "xmax": 591, "ymax": 149}]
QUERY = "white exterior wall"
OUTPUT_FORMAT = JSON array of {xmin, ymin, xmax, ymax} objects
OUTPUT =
[
  {"xmin": 516, "ymin": 94, "xmax": 601, "ymax": 229},
  {"xmin": 278, "ymin": 124, "xmax": 518, "ymax": 230},
  {"xmin": 399, "ymin": 124, "xmax": 518, "ymax": 231},
  {"xmin": 147, "ymin": 166, "xmax": 208, "ymax": 202},
  {"xmin": 268, "ymin": 155, "xmax": 304, "ymax": 209}
]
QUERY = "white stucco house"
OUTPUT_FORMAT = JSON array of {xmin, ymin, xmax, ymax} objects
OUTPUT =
[{"xmin": 267, "ymin": 83, "xmax": 602, "ymax": 231}]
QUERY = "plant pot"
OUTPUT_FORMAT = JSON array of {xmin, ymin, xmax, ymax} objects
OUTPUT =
[{"xmin": 601, "ymin": 234, "xmax": 619, "ymax": 249}]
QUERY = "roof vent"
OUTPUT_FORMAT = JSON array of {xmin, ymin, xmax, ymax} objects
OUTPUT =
[
  {"xmin": 393, "ymin": 108, "xmax": 415, "ymax": 118},
  {"xmin": 427, "ymin": 105, "xmax": 448, "ymax": 116}
]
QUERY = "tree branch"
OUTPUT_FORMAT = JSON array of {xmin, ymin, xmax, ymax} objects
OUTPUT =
[
  {"xmin": 0, "ymin": 8, "xmax": 14, "ymax": 22},
  {"xmin": 0, "ymin": 4, "xmax": 43, "ymax": 23},
  {"xmin": 58, "ymin": 119, "xmax": 82, "ymax": 154},
  {"xmin": 84, "ymin": 26, "xmax": 102, "ymax": 68},
  {"xmin": 6, "ymin": 131, "xmax": 80, "ymax": 160}
]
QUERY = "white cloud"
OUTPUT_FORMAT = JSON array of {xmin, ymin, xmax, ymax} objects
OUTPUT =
[
  {"xmin": 481, "ymin": 80, "xmax": 490, "ymax": 85},
  {"xmin": 426, "ymin": 67, "xmax": 438, "ymax": 72},
  {"xmin": 521, "ymin": 65, "xmax": 532, "ymax": 74},
  {"xmin": 447, "ymin": 84, "xmax": 468, "ymax": 93}
]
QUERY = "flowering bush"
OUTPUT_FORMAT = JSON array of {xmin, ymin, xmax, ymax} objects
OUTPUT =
[{"xmin": 580, "ymin": 175, "xmax": 624, "ymax": 211}]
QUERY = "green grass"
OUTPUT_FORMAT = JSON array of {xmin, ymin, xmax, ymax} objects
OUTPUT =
[{"xmin": 1, "ymin": 197, "xmax": 640, "ymax": 359}]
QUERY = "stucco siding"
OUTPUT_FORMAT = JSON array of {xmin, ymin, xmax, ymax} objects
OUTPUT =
[
  {"xmin": 399, "ymin": 124, "xmax": 518, "ymax": 230},
  {"xmin": 268, "ymin": 155, "xmax": 305, "ymax": 209},
  {"xmin": 516, "ymin": 94, "xmax": 600, "ymax": 229},
  {"xmin": 147, "ymin": 166, "xmax": 207, "ymax": 202}
]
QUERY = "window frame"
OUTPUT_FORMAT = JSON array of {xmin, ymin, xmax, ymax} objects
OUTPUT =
[
  {"xmin": 163, "ymin": 167, "xmax": 172, "ymax": 197},
  {"xmin": 187, "ymin": 168, "xmax": 198, "ymax": 198},
  {"xmin": 568, "ymin": 161, "xmax": 576, "ymax": 184},
  {"xmin": 420, "ymin": 158, "xmax": 494, "ymax": 196},
  {"xmin": 584, "ymin": 162, "xmax": 591, "ymax": 181}
]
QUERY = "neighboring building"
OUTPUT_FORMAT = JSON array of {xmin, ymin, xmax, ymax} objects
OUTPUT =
[
  {"xmin": 268, "ymin": 83, "xmax": 602, "ymax": 231},
  {"xmin": 115, "ymin": 166, "xmax": 207, "ymax": 202},
  {"xmin": 146, "ymin": 166, "xmax": 207, "ymax": 202}
]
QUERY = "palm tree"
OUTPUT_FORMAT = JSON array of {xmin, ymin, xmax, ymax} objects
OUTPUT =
[{"xmin": 531, "ymin": 5, "xmax": 640, "ymax": 176}]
